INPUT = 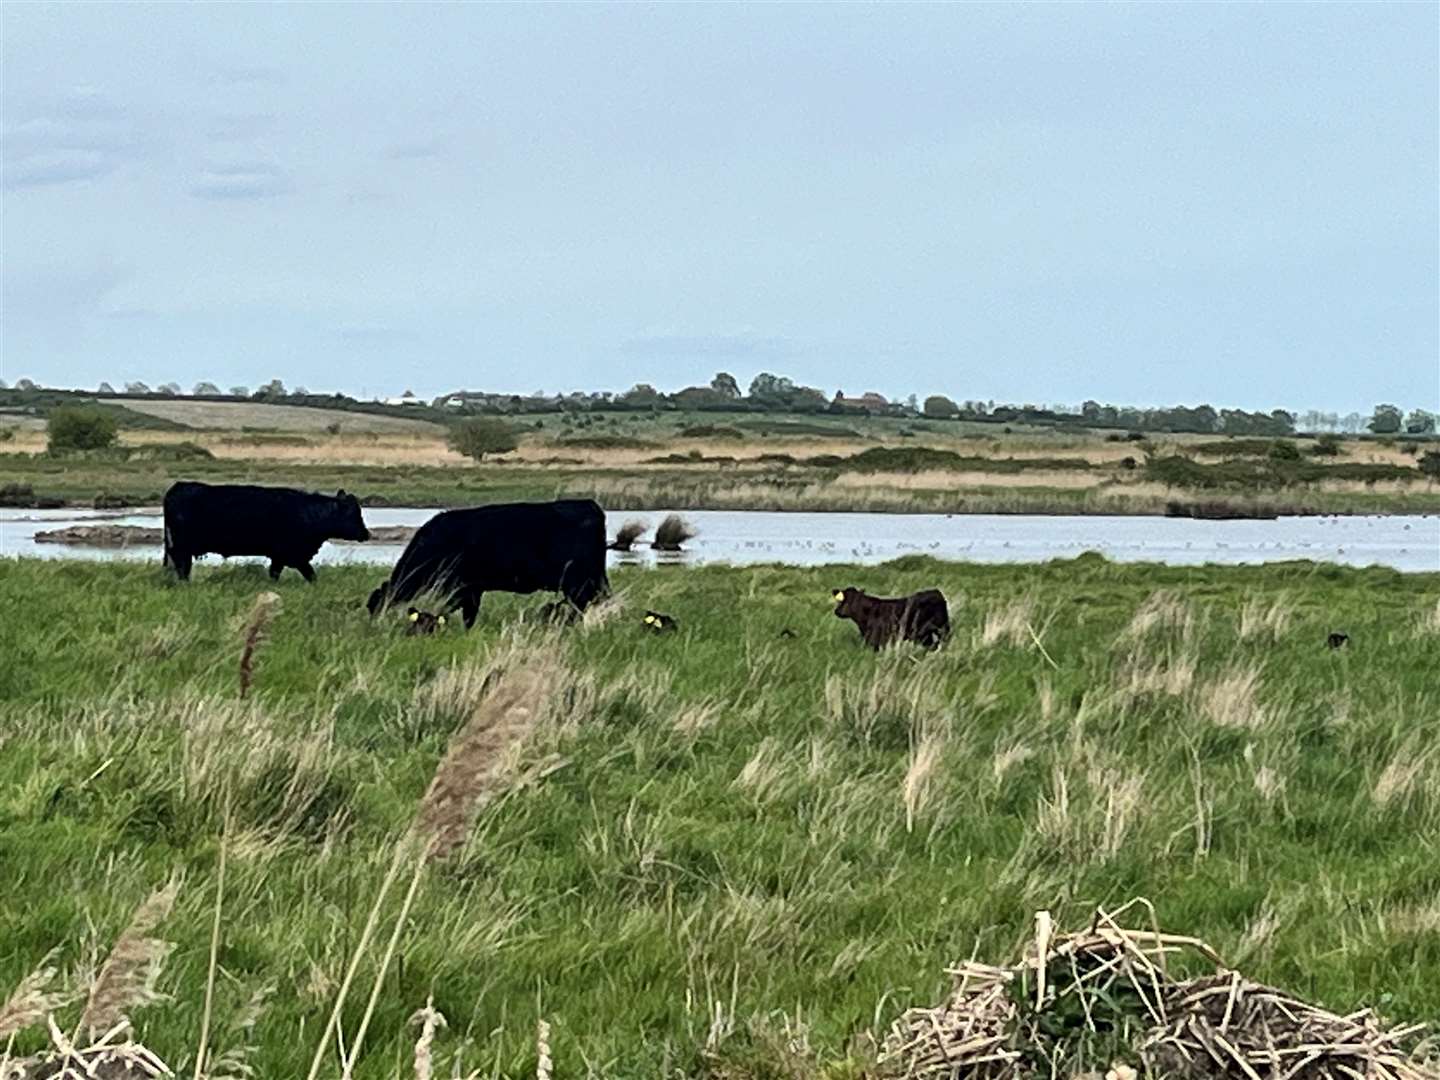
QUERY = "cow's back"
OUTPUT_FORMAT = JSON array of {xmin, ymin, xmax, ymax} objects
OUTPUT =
[
  {"xmin": 388, "ymin": 499, "xmax": 607, "ymax": 603},
  {"xmin": 163, "ymin": 481, "xmax": 322, "ymax": 559}
]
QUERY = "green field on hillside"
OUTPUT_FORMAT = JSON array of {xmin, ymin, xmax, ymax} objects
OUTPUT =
[{"xmin": 0, "ymin": 557, "xmax": 1437, "ymax": 1077}]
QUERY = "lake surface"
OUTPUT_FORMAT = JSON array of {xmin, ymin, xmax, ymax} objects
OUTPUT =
[{"xmin": 2, "ymin": 507, "xmax": 1437, "ymax": 573}]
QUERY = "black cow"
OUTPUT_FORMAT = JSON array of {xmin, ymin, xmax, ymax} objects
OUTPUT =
[
  {"xmin": 163, "ymin": 481, "xmax": 369, "ymax": 582},
  {"xmin": 366, "ymin": 499, "xmax": 608, "ymax": 629},
  {"xmin": 832, "ymin": 586, "xmax": 949, "ymax": 650}
]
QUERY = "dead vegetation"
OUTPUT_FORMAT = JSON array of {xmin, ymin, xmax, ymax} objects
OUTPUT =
[{"xmin": 880, "ymin": 900, "xmax": 1437, "ymax": 1080}]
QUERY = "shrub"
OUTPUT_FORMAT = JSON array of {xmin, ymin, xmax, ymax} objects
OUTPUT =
[
  {"xmin": 449, "ymin": 418, "xmax": 518, "ymax": 461},
  {"xmin": 653, "ymin": 514, "xmax": 696, "ymax": 550},
  {"xmin": 0, "ymin": 427, "xmax": 13, "ymax": 442},
  {"xmin": 1310, "ymin": 434, "xmax": 1342, "ymax": 457},
  {"xmin": 1268, "ymin": 440, "xmax": 1301, "ymax": 462},
  {"xmin": 679, "ymin": 424, "xmax": 744, "ymax": 440},
  {"xmin": 557, "ymin": 434, "xmax": 654, "ymax": 450},
  {"xmin": 1420, "ymin": 450, "xmax": 1440, "ymax": 480},
  {"xmin": 47, "ymin": 406, "xmax": 118, "ymax": 452}
]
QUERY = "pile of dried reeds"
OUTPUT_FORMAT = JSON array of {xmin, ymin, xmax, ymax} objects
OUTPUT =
[
  {"xmin": 3, "ymin": 1020, "xmax": 171, "ymax": 1079},
  {"xmin": 880, "ymin": 900, "xmax": 1437, "ymax": 1080}
]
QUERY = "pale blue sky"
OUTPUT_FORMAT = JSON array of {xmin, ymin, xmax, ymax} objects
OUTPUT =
[{"xmin": 2, "ymin": 2, "xmax": 1436, "ymax": 411}]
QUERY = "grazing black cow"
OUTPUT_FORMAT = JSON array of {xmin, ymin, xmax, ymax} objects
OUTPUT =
[
  {"xmin": 366, "ymin": 499, "xmax": 608, "ymax": 629},
  {"xmin": 163, "ymin": 481, "xmax": 369, "ymax": 582},
  {"xmin": 1327, "ymin": 632, "xmax": 1350, "ymax": 649},
  {"xmin": 642, "ymin": 610, "xmax": 678, "ymax": 633},
  {"xmin": 832, "ymin": 586, "xmax": 949, "ymax": 650},
  {"xmin": 405, "ymin": 608, "xmax": 448, "ymax": 635}
]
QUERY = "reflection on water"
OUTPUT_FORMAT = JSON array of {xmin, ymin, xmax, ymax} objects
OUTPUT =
[{"xmin": 1, "ymin": 506, "xmax": 1437, "ymax": 573}]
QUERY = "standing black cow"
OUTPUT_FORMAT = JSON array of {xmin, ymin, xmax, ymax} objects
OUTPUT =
[
  {"xmin": 366, "ymin": 499, "xmax": 608, "ymax": 629},
  {"xmin": 163, "ymin": 481, "xmax": 369, "ymax": 582}
]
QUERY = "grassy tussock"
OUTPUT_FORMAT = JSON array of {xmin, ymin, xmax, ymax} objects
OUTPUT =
[{"xmin": 0, "ymin": 557, "xmax": 1436, "ymax": 1076}]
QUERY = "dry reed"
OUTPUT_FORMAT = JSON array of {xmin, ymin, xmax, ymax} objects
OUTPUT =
[
  {"xmin": 78, "ymin": 877, "xmax": 181, "ymax": 1038},
  {"xmin": 880, "ymin": 899, "xmax": 1436, "ymax": 1080},
  {"xmin": 237, "ymin": 592, "xmax": 281, "ymax": 700}
]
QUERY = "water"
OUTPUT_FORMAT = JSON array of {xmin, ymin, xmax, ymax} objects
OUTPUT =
[{"xmin": 2, "ymin": 507, "xmax": 1437, "ymax": 573}]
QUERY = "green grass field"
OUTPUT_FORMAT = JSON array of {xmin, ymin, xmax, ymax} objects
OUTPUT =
[{"xmin": 1, "ymin": 557, "xmax": 1437, "ymax": 1077}]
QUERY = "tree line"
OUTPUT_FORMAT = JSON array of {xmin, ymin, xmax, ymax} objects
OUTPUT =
[{"xmin": 1, "ymin": 372, "xmax": 1435, "ymax": 437}]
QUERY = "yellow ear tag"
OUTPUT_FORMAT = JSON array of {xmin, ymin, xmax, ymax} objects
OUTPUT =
[
  {"xmin": 644, "ymin": 614, "xmax": 655, "ymax": 624},
  {"xmin": 438, "ymin": 615, "xmax": 446, "ymax": 625},
  {"xmin": 409, "ymin": 611, "xmax": 420, "ymax": 622},
  {"xmin": 832, "ymin": 591, "xmax": 845, "ymax": 603}
]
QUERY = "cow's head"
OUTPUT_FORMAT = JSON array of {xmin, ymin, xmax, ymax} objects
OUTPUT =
[
  {"xmin": 331, "ymin": 489, "xmax": 370, "ymax": 542},
  {"xmin": 832, "ymin": 587, "xmax": 862, "ymax": 620},
  {"xmin": 366, "ymin": 579, "xmax": 391, "ymax": 616}
]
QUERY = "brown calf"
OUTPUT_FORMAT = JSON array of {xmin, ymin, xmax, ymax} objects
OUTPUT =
[{"xmin": 832, "ymin": 587, "xmax": 949, "ymax": 650}]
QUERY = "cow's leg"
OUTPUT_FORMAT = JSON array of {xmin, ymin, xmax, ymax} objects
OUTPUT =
[
  {"xmin": 296, "ymin": 561, "xmax": 317, "ymax": 584},
  {"xmin": 170, "ymin": 549, "xmax": 193, "ymax": 581},
  {"xmin": 267, "ymin": 560, "xmax": 284, "ymax": 581},
  {"xmin": 458, "ymin": 590, "xmax": 483, "ymax": 630}
]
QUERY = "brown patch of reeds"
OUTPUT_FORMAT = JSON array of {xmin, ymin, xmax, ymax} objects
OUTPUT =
[
  {"xmin": 77, "ymin": 878, "xmax": 181, "ymax": 1039},
  {"xmin": 0, "ymin": 952, "xmax": 72, "ymax": 1042},
  {"xmin": 880, "ymin": 899, "xmax": 1436, "ymax": 1080},
  {"xmin": 652, "ymin": 513, "xmax": 696, "ymax": 551},
  {"xmin": 607, "ymin": 520, "xmax": 647, "ymax": 551},
  {"xmin": 237, "ymin": 592, "xmax": 281, "ymax": 700}
]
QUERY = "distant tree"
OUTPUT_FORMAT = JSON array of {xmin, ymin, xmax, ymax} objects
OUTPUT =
[
  {"xmin": 923, "ymin": 395, "xmax": 959, "ymax": 418},
  {"xmin": 193, "ymin": 382, "xmax": 220, "ymax": 396},
  {"xmin": 48, "ymin": 406, "xmax": 118, "ymax": 452},
  {"xmin": 1340, "ymin": 412, "xmax": 1364, "ymax": 434},
  {"xmin": 0, "ymin": 379, "xmax": 8, "ymax": 390},
  {"xmin": 905, "ymin": 394, "xmax": 919, "ymax": 413},
  {"xmin": 449, "ymin": 417, "xmax": 518, "ymax": 461},
  {"xmin": 158, "ymin": 382, "xmax": 181, "ymax": 396},
  {"xmin": 229, "ymin": 386, "xmax": 249, "ymax": 398},
  {"xmin": 1405, "ymin": 409, "xmax": 1436, "ymax": 435},
  {"xmin": 97, "ymin": 382, "xmax": 115, "ymax": 394},
  {"xmin": 1420, "ymin": 450, "xmax": 1440, "ymax": 480},
  {"xmin": 620, "ymin": 383, "xmax": 662, "ymax": 406},
  {"xmin": 124, "ymin": 381, "xmax": 149, "ymax": 395},
  {"xmin": 1080, "ymin": 400, "xmax": 1102, "ymax": 422},
  {"xmin": 16, "ymin": 378, "xmax": 37, "ymax": 391},
  {"xmin": 710, "ymin": 372, "xmax": 741, "ymax": 399},
  {"xmin": 1368, "ymin": 404, "xmax": 1403, "ymax": 434},
  {"xmin": 255, "ymin": 379, "xmax": 286, "ymax": 401},
  {"xmin": 294, "ymin": 385, "xmax": 310, "ymax": 396},
  {"xmin": 748, "ymin": 372, "xmax": 793, "ymax": 405}
]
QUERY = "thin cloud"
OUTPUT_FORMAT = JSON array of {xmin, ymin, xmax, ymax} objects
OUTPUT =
[
  {"xmin": 384, "ymin": 135, "xmax": 447, "ymax": 161},
  {"xmin": 3, "ymin": 149, "xmax": 116, "ymax": 189},
  {"xmin": 214, "ymin": 65, "xmax": 284, "ymax": 87},
  {"xmin": 207, "ymin": 113, "xmax": 277, "ymax": 141},
  {"xmin": 189, "ymin": 162, "xmax": 292, "ymax": 200},
  {"xmin": 1, "ymin": 93, "xmax": 137, "ymax": 190}
]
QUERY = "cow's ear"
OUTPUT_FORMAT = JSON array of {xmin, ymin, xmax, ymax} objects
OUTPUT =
[{"xmin": 336, "ymin": 489, "xmax": 347, "ymax": 498}]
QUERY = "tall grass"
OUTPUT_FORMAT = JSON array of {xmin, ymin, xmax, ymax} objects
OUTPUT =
[{"xmin": 0, "ymin": 556, "xmax": 1436, "ymax": 1076}]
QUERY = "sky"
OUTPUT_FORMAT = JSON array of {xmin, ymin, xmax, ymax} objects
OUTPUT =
[{"xmin": 2, "ymin": 3, "xmax": 1436, "ymax": 413}]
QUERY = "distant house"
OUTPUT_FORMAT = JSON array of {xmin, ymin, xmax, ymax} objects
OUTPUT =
[
  {"xmin": 384, "ymin": 390, "xmax": 426, "ymax": 407},
  {"xmin": 443, "ymin": 397, "xmax": 465, "ymax": 409},
  {"xmin": 834, "ymin": 391, "xmax": 894, "ymax": 414}
]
